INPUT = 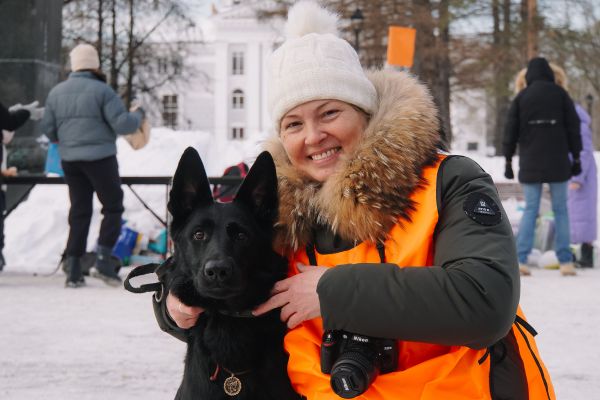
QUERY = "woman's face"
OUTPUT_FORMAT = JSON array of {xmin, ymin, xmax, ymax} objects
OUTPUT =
[{"xmin": 279, "ymin": 100, "xmax": 368, "ymax": 182}]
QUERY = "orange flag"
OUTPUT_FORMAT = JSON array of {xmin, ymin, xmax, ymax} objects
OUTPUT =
[{"xmin": 387, "ymin": 26, "xmax": 416, "ymax": 68}]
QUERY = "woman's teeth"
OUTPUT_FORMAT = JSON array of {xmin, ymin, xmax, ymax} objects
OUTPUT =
[{"xmin": 311, "ymin": 148, "xmax": 339, "ymax": 161}]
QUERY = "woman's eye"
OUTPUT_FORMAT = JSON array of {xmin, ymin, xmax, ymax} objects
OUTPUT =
[
  {"xmin": 284, "ymin": 121, "xmax": 302, "ymax": 131},
  {"xmin": 323, "ymin": 109, "xmax": 340, "ymax": 118},
  {"xmin": 193, "ymin": 231, "xmax": 207, "ymax": 241}
]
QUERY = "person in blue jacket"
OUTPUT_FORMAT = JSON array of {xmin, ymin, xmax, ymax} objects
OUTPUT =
[{"xmin": 41, "ymin": 43, "xmax": 145, "ymax": 288}]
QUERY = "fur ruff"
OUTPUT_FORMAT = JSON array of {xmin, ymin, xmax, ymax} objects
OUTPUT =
[{"xmin": 265, "ymin": 70, "xmax": 441, "ymax": 251}]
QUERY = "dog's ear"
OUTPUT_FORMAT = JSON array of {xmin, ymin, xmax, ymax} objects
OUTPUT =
[
  {"xmin": 168, "ymin": 147, "xmax": 213, "ymax": 221},
  {"xmin": 234, "ymin": 151, "xmax": 278, "ymax": 224}
]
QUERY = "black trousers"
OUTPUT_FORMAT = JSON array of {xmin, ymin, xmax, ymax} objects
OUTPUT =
[{"xmin": 62, "ymin": 156, "xmax": 124, "ymax": 257}]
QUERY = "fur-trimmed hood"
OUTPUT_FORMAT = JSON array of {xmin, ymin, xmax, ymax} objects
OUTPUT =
[{"xmin": 265, "ymin": 70, "xmax": 442, "ymax": 251}]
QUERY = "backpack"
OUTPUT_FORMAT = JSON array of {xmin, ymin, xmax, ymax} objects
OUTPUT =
[{"xmin": 212, "ymin": 161, "xmax": 249, "ymax": 202}]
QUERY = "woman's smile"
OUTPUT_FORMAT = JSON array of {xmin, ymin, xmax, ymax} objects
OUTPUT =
[{"xmin": 309, "ymin": 147, "xmax": 341, "ymax": 162}]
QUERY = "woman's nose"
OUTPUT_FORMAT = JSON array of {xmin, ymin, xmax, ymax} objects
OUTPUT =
[{"xmin": 304, "ymin": 125, "xmax": 326, "ymax": 145}]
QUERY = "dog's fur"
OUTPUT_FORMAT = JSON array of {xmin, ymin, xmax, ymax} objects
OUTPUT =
[{"xmin": 163, "ymin": 148, "xmax": 300, "ymax": 400}]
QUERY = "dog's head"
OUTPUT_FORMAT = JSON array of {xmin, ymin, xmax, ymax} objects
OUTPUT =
[{"xmin": 166, "ymin": 147, "xmax": 285, "ymax": 311}]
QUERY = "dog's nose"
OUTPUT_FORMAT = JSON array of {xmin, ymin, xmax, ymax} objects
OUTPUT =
[{"xmin": 203, "ymin": 260, "xmax": 233, "ymax": 282}]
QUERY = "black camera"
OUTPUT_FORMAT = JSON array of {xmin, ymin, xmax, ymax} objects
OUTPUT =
[{"xmin": 320, "ymin": 330, "xmax": 398, "ymax": 398}]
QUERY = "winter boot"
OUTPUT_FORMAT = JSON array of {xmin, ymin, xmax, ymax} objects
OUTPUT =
[
  {"xmin": 559, "ymin": 262, "xmax": 577, "ymax": 276},
  {"xmin": 65, "ymin": 256, "xmax": 85, "ymax": 288},
  {"xmin": 91, "ymin": 245, "xmax": 122, "ymax": 287},
  {"xmin": 0, "ymin": 251, "xmax": 5, "ymax": 272},
  {"xmin": 577, "ymin": 243, "xmax": 594, "ymax": 268}
]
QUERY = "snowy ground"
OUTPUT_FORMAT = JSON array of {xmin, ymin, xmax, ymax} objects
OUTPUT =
[
  {"xmin": 1, "ymin": 267, "xmax": 598, "ymax": 399},
  {"xmin": 1, "ymin": 129, "xmax": 599, "ymax": 398}
]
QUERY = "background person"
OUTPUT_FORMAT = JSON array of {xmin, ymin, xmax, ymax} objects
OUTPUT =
[
  {"xmin": 152, "ymin": 2, "xmax": 555, "ymax": 399},
  {"xmin": 504, "ymin": 56, "xmax": 582, "ymax": 277},
  {"xmin": 0, "ymin": 100, "xmax": 44, "ymax": 271},
  {"xmin": 40, "ymin": 43, "xmax": 144, "ymax": 288},
  {"xmin": 549, "ymin": 65, "xmax": 598, "ymax": 269}
]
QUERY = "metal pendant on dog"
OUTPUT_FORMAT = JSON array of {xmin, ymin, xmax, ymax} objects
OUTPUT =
[{"xmin": 224, "ymin": 373, "xmax": 242, "ymax": 396}]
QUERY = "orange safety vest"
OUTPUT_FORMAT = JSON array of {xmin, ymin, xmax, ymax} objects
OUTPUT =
[{"xmin": 284, "ymin": 157, "xmax": 555, "ymax": 399}]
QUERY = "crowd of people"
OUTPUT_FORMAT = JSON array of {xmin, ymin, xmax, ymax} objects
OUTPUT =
[{"xmin": 1, "ymin": 0, "xmax": 596, "ymax": 398}]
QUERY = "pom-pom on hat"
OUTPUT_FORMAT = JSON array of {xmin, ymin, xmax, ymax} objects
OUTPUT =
[
  {"xmin": 268, "ymin": 0, "xmax": 377, "ymax": 132},
  {"xmin": 69, "ymin": 43, "xmax": 100, "ymax": 72}
]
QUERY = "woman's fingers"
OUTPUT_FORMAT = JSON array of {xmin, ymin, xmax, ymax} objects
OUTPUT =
[
  {"xmin": 166, "ymin": 292, "xmax": 204, "ymax": 329},
  {"xmin": 253, "ymin": 291, "xmax": 289, "ymax": 316}
]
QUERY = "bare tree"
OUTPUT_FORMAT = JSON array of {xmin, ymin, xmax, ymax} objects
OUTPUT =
[{"xmin": 62, "ymin": 0, "xmax": 199, "ymax": 108}]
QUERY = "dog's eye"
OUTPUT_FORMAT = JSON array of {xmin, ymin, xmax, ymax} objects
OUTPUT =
[
  {"xmin": 193, "ymin": 231, "xmax": 207, "ymax": 241},
  {"xmin": 235, "ymin": 232, "xmax": 248, "ymax": 241}
]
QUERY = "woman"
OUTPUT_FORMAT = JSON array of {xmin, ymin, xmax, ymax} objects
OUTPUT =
[
  {"xmin": 41, "ymin": 43, "xmax": 144, "ymax": 288},
  {"xmin": 155, "ymin": 2, "xmax": 555, "ymax": 398},
  {"xmin": 504, "ymin": 58, "xmax": 582, "ymax": 277}
]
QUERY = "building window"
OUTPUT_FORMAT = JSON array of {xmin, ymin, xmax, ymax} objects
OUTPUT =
[
  {"xmin": 232, "ymin": 89, "xmax": 244, "ymax": 109},
  {"xmin": 232, "ymin": 51, "xmax": 244, "ymax": 75},
  {"xmin": 162, "ymin": 95, "xmax": 178, "ymax": 129},
  {"xmin": 231, "ymin": 127, "xmax": 244, "ymax": 140},
  {"xmin": 467, "ymin": 142, "xmax": 479, "ymax": 151},
  {"xmin": 157, "ymin": 57, "xmax": 168, "ymax": 74}
]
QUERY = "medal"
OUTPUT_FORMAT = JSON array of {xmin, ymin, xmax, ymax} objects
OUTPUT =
[{"xmin": 223, "ymin": 374, "xmax": 242, "ymax": 396}]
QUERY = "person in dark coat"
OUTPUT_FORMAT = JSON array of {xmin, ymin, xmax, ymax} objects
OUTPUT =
[
  {"xmin": 504, "ymin": 57, "xmax": 582, "ymax": 276},
  {"xmin": 0, "ymin": 100, "xmax": 44, "ymax": 271},
  {"xmin": 40, "ymin": 43, "xmax": 145, "ymax": 288}
]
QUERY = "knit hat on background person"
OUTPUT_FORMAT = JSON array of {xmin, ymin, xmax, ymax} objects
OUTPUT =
[
  {"xmin": 69, "ymin": 44, "xmax": 100, "ymax": 72},
  {"xmin": 267, "ymin": 0, "xmax": 377, "ymax": 132}
]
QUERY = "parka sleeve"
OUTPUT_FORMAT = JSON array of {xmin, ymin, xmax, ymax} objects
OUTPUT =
[
  {"xmin": 0, "ymin": 101, "xmax": 30, "ymax": 131},
  {"xmin": 563, "ymin": 92, "xmax": 582, "ymax": 158},
  {"xmin": 317, "ymin": 156, "xmax": 519, "ymax": 349},
  {"xmin": 502, "ymin": 96, "xmax": 520, "ymax": 160},
  {"xmin": 101, "ymin": 87, "xmax": 143, "ymax": 136},
  {"xmin": 152, "ymin": 293, "xmax": 188, "ymax": 343},
  {"xmin": 40, "ymin": 98, "xmax": 58, "ymax": 142}
]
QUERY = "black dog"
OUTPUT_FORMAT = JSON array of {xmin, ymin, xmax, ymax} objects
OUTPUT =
[{"xmin": 164, "ymin": 147, "xmax": 300, "ymax": 400}]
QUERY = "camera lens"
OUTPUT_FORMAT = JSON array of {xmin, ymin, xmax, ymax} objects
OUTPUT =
[{"xmin": 330, "ymin": 351, "xmax": 380, "ymax": 398}]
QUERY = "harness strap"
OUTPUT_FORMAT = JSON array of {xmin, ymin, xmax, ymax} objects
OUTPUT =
[
  {"xmin": 306, "ymin": 243, "xmax": 317, "ymax": 266},
  {"xmin": 376, "ymin": 242, "xmax": 386, "ymax": 263},
  {"xmin": 123, "ymin": 263, "xmax": 162, "ymax": 293}
]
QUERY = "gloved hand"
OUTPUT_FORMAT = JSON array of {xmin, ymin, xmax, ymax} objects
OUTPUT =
[
  {"xmin": 8, "ymin": 103, "xmax": 22, "ymax": 112},
  {"xmin": 9, "ymin": 101, "xmax": 45, "ymax": 120},
  {"xmin": 21, "ymin": 101, "xmax": 45, "ymax": 120},
  {"xmin": 504, "ymin": 159, "xmax": 514, "ymax": 180},
  {"xmin": 571, "ymin": 159, "xmax": 582, "ymax": 176}
]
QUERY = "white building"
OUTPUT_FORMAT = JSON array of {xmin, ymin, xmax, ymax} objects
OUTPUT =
[{"xmin": 146, "ymin": 0, "xmax": 283, "ymax": 143}]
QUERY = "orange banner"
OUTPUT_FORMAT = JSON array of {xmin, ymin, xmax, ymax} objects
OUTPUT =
[{"xmin": 387, "ymin": 26, "xmax": 416, "ymax": 68}]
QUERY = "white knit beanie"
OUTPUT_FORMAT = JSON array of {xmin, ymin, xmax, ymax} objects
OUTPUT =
[
  {"xmin": 69, "ymin": 44, "xmax": 100, "ymax": 71},
  {"xmin": 268, "ymin": 1, "xmax": 377, "ymax": 132}
]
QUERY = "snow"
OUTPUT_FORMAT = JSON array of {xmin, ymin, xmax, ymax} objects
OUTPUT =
[{"xmin": 1, "ymin": 128, "xmax": 599, "ymax": 398}]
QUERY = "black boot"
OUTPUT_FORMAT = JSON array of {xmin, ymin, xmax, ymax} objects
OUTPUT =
[
  {"xmin": 578, "ymin": 243, "xmax": 594, "ymax": 268},
  {"xmin": 91, "ymin": 245, "xmax": 121, "ymax": 287},
  {"xmin": 0, "ymin": 251, "xmax": 5, "ymax": 272},
  {"xmin": 65, "ymin": 256, "xmax": 85, "ymax": 288}
]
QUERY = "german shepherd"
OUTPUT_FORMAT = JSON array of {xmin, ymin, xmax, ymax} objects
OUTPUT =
[{"xmin": 164, "ymin": 147, "xmax": 300, "ymax": 400}]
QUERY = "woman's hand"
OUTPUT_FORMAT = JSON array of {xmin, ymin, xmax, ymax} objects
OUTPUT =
[
  {"xmin": 253, "ymin": 263, "xmax": 328, "ymax": 329},
  {"xmin": 166, "ymin": 292, "xmax": 204, "ymax": 329}
]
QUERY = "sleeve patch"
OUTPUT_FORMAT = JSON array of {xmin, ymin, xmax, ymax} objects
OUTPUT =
[{"xmin": 463, "ymin": 192, "xmax": 502, "ymax": 226}]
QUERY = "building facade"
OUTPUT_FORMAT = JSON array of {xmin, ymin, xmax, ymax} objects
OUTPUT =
[{"xmin": 146, "ymin": 0, "xmax": 282, "ymax": 143}]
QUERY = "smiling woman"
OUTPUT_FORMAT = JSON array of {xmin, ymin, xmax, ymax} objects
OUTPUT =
[
  {"xmin": 279, "ymin": 100, "xmax": 368, "ymax": 182},
  {"xmin": 154, "ymin": 1, "xmax": 556, "ymax": 399}
]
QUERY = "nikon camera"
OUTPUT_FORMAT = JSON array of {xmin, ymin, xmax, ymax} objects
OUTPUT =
[{"xmin": 320, "ymin": 330, "xmax": 398, "ymax": 398}]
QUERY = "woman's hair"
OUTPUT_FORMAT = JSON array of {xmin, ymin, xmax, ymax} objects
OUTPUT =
[{"xmin": 514, "ymin": 62, "xmax": 568, "ymax": 94}]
